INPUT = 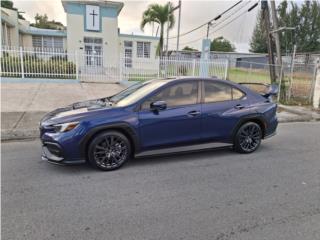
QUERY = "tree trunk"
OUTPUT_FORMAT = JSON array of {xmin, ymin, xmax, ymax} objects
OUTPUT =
[{"xmin": 159, "ymin": 23, "xmax": 164, "ymax": 57}]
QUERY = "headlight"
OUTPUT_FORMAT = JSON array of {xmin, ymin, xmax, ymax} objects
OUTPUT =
[{"xmin": 53, "ymin": 122, "xmax": 79, "ymax": 133}]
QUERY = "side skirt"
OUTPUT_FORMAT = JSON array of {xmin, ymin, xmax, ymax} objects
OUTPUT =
[{"xmin": 135, "ymin": 142, "xmax": 233, "ymax": 158}]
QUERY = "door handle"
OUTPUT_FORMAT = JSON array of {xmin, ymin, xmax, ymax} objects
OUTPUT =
[
  {"xmin": 234, "ymin": 104, "xmax": 245, "ymax": 110},
  {"xmin": 187, "ymin": 110, "xmax": 201, "ymax": 117}
]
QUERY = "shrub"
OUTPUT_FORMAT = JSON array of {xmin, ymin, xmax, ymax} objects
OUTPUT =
[{"xmin": 1, "ymin": 55, "xmax": 76, "ymax": 79}]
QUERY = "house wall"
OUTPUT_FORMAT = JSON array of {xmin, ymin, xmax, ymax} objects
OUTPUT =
[
  {"xmin": 1, "ymin": 8, "xmax": 19, "ymax": 46},
  {"xmin": 119, "ymin": 34, "xmax": 159, "ymax": 71},
  {"xmin": 65, "ymin": 4, "xmax": 120, "ymax": 67}
]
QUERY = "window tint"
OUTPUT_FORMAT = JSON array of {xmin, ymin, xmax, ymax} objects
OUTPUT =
[
  {"xmin": 142, "ymin": 82, "xmax": 198, "ymax": 109},
  {"xmin": 204, "ymin": 82, "xmax": 232, "ymax": 103},
  {"xmin": 232, "ymin": 88, "xmax": 245, "ymax": 100},
  {"xmin": 204, "ymin": 82, "xmax": 245, "ymax": 103}
]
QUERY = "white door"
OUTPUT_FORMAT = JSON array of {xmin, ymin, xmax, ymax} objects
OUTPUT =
[{"xmin": 84, "ymin": 37, "xmax": 103, "ymax": 73}]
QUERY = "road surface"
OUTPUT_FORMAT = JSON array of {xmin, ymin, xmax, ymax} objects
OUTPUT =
[{"xmin": 2, "ymin": 122, "xmax": 320, "ymax": 240}]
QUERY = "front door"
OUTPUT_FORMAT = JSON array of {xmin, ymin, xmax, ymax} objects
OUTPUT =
[
  {"xmin": 124, "ymin": 41, "xmax": 133, "ymax": 68},
  {"xmin": 84, "ymin": 37, "xmax": 103, "ymax": 71},
  {"xmin": 138, "ymin": 81, "xmax": 202, "ymax": 150}
]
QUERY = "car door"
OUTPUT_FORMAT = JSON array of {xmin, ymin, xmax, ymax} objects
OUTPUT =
[
  {"xmin": 201, "ymin": 80, "xmax": 247, "ymax": 142},
  {"xmin": 138, "ymin": 80, "xmax": 202, "ymax": 150}
]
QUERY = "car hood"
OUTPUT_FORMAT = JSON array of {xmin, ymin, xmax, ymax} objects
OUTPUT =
[{"xmin": 40, "ymin": 97, "xmax": 113, "ymax": 126}]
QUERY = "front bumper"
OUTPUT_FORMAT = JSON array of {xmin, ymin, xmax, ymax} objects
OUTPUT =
[{"xmin": 41, "ymin": 142, "xmax": 85, "ymax": 165}]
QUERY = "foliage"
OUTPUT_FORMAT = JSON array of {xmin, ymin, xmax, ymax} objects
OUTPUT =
[
  {"xmin": 182, "ymin": 46, "xmax": 198, "ymax": 52},
  {"xmin": 210, "ymin": 36, "xmax": 235, "ymax": 52},
  {"xmin": 1, "ymin": 54, "xmax": 76, "ymax": 79},
  {"xmin": 30, "ymin": 14, "xmax": 65, "ymax": 30},
  {"xmin": 249, "ymin": 11, "xmax": 268, "ymax": 53},
  {"xmin": 250, "ymin": 1, "xmax": 320, "ymax": 53},
  {"xmin": 1, "ymin": 0, "xmax": 25, "ymax": 19},
  {"xmin": 278, "ymin": 0, "xmax": 320, "ymax": 53},
  {"xmin": 140, "ymin": 2, "xmax": 176, "ymax": 56},
  {"xmin": 177, "ymin": 64, "xmax": 188, "ymax": 75}
]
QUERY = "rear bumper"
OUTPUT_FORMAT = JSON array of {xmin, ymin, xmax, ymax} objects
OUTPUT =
[{"xmin": 264, "ymin": 116, "xmax": 278, "ymax": 139}]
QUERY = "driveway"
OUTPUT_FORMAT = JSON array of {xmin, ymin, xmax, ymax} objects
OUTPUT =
[{"xmin": 2, "ymin": 122, "xmax": 320, "ymax": 240}]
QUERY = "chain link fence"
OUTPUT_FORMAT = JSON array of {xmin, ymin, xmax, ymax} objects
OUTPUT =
[{"xmin": 227, "ymin": 59, "xmax": 318, "ymax": 105}]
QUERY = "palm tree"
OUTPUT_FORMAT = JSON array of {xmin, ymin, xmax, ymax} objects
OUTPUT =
[{"xmin": 140, "ymin": 2, "xmax": 175, "ymax": 56}]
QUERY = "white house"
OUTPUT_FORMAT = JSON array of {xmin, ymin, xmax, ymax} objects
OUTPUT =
[{"xmin": 1, "ymin": 0, "xmax": 160, "ymax": 73}]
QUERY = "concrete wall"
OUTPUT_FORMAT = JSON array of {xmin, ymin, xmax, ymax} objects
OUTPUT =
[
  {"xmin": 66, "ymin": 13, "xmax": 119, "ymax": 67},
  {"xmin": 1, "ymin": 8, "xmax": 19, "ymax": 46},
  {"xmin": 119, "ymin": 34, "xmax": 159, "ymax": 70}
]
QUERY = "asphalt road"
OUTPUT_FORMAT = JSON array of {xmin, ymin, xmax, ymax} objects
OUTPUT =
[{"xmin": 2, "ymin": 122, "xmax": 320, "ymax": 240}]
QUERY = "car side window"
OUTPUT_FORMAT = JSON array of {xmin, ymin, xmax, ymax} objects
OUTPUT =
[
  {"xmin": 204, "ymin": 82, "xmax": 245, "ymax": 103},
  {"xmin": 204, "ymin": 82, "xmax": 232, "ymax": 103},
  {"xmin": 141, "ymin": 81, "xmax": 198, "ymax": 110},
  {"xmin": 232, "ymin": 88, "xmax": 245, "ymax": 100}
]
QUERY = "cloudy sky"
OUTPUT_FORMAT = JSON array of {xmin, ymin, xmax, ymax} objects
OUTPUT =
[{"xmin": 13, "ymin": 0, "xmax": 261, "ymax": 52}]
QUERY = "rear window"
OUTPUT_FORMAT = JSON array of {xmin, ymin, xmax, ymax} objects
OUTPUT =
[{"xmin": 204, "ymin": 82, "xmax": 245, "ymax": 103}]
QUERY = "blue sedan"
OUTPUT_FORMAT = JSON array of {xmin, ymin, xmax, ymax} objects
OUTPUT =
[{"xmin": 40, "ymin": 77, "xmax": 278, "ymax": 170}]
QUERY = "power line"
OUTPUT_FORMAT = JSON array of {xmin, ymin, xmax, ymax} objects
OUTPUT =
[
  {"xmin": 177, "ymin": 1, "xmax": 259, "ymax": 47},
  {"xmin": 168, "ymin": 0, "xmax": 243, "ymax": 40}
]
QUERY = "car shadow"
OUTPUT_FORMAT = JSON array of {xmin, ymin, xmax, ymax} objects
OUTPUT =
[
  {"xmin": 126, "ymin": 146, "xmax": 237, "ymax": 169},
  {"xmin": 42, "ymin": 144, "xmax": 270, "ymax": 173}
]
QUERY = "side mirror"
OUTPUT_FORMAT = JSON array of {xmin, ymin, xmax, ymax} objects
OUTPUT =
[{"xmin": 150, "ymin": 101, "xmax": 167, "ymax": 111}]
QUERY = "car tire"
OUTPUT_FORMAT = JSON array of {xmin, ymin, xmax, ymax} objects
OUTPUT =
[
  {"xmin": 234, "ymin": 122, "xmax": 262, "ymax": 154},
  {"xmin": 88, "ymin": 131, "xmax": 131, "ymax": 171}
]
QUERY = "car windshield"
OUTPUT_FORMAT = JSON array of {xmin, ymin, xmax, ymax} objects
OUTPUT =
[{"xmin": 111, "ymin": 80, "xmax": 167, "ymax": 107}]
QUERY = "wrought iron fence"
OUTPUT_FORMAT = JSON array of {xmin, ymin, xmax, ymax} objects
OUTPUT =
[{"xmin": 0, "ymin": 46, "xmax": 229, "ymax": 82}]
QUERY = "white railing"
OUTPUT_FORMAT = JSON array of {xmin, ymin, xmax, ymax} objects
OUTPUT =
[
  {"xmin": 1, "ymin": 46, "xmax": 229, "ymax": 82},
  {"xmin": 1, "ymin": 46, "xmax": 77, "ymax": 79},
  {"xmin": 120, "ymin": 56, "xmax": 229, "ymax": 81}
]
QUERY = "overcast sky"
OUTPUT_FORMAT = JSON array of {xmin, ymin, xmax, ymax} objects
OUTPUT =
[{"xmin": 13, "ymin": 0, "xmax": 262, "ymax": 52}]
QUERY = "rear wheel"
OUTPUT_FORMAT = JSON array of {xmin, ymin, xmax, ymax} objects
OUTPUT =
[
  {"xmin": 88, "ymin": 131, "xmax": 131, "ymax": 171},
  {"xmin": 234, "ymin": 122, "xmax": 262, "ymax": 153}
]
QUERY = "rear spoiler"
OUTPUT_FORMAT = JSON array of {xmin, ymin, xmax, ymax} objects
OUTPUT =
[{"xmin": 238, "ymin": 83, "xmax": 279, "ymax": 98}]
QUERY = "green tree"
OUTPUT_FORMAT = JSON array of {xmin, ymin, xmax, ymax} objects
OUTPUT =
[
  {"xmin": 1, "ymin": 0, "xmax": 25, "ymax": 19},
  {"xmin": 250, "ymin": 1, "xmax": 320, "ymax": 53},
  {"xmin": 182, "ymin": 46, "xmax": 198, "ymax": 51},
  {"xmin": 30, "ymin": 14, "xmax": 65, "ymax": 30},
  {"xmin": 210, "ymin": 36, "xmax": 235, "ymax": 52},
  {"xmin": 249, "ymin": 11, "xmax": 268, "ymax": 53},
  {"xmin": 140, "ymin": 2, "xmax": 175, "ymax": 56}
]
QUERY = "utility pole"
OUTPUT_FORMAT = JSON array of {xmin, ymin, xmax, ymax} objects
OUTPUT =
[
  {"xmin": 206, "ymin": 22, "xmax": 213, "ymax": 38},
  {"xmin": 261, "ymin": 0, "xmax": 276, "ymax": 83},
  {"xmin": 270, "ymin": 0, "xmax": 282, "ymax": 79},
  {"xmin": 176, "ymin": 0, "xmax": 182, "ymax": 51},
  {"xmin": 166, "ymin": 2, "xmax": 180, "ymax": 56}
]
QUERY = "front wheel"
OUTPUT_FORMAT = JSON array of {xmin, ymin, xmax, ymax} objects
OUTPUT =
[
  {"xmin": 88, "ymin": 131, "xmax": 131, "ymax": 171},
  {"xmin": 234, "ymin": 122, "xmax": 262, "ymax": 153}
]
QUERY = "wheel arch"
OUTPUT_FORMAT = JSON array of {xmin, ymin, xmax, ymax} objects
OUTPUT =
[
  {"xmin": 232, "ymin": 115, "xmax": 266, "ymax": 140},
  {"xmin": 79, "ymin": 123, "xmax": 140, "ymax": 161}
]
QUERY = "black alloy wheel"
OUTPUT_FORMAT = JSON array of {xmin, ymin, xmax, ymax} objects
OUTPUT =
[
  {"xmin": 88, "ymin": 131, "xmax": 131, "ymax": 170},
  {"xmin": 234, "ymin": 122, "xmax": 262, "ymax": 153}
]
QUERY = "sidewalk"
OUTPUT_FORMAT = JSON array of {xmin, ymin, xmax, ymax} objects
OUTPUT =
[
  {"xmin": 1, "ymin": 82, "xmax": 320, "ymax": 141},
  {"xmin": 1, "ymin": 82, "xmax": 124, "ymax": 140}
]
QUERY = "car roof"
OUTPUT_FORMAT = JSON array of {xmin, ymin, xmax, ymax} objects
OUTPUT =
[{"xmin": 152, "ymin": 76, "xmax": 238, "ymax": 86}]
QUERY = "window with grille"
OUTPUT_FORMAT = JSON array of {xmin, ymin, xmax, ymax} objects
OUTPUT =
[
  {"xmin": 124, "ymin": 41, "xmax": 133, "ymax": 48},
  {"xmin": 53, "ymin": 37, "xmax": 63, "ymax": 49},
  {"xmin": 137, "ymin": 41, "xmax": 150, "ymax": 58},
  {"xmin": 32, "ymin": 36, "xmax": 42, "ymax": 48},
  {"xmin": 32, "ymin": 36, "xmax": 64, "ymax": 50}
]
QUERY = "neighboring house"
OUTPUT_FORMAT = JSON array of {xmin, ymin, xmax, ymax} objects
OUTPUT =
[{"xmin": 1, "ymin": 0, "xmax": 159, "ymax": 71}]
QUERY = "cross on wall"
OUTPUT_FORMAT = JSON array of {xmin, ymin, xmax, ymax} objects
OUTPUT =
[{"xmin": 90, "ymin": 9, "xmax": 98, "ymax": 26}]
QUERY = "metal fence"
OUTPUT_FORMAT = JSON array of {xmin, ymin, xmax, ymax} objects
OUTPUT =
[
  {"xmin": 227, "ymin": 59, "xmax": 318, "ymax": 104},
  {"xmin": 1, "ymin": 46, "xmax": 77, "ymax": 79},
  {"xmin": 1, "ymin": 46, "xmax": 228, "ymax": 83}
]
